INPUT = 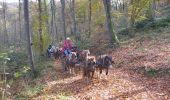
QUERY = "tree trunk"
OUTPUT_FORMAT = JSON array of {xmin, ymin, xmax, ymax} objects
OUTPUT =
[
  {"xmin": 52, "ymin": 0, "xmax": 58, "ymax": 42},
  {"xmin": 88, "ymin": 0, "xmax": 92, "ymax": 37},
  {"xmin": 103, "ymin": 0, "xmax": 119, "ymax": 43},
  {"xmin": 43, "ymin": 0, "xmax": 50, "ymax": 35},
  {"xmin": 148, "ymin": 0, "xmax": 156, "ymax": 21},
  {"xmin": 0, "ymin": 20, "xmax": 2, "ymax": 43},
  {"xmin": 14, "ymin": 20, "xmax": 17, "ymax": 43},
  {"xmin": 130, "ymin": 0, "xmax": 135, "ymax": 28},
  {"xmin": 50, "ymin": 0, "xmax": 54, "ymax": 42},
  {"xmin": 72, "ymin": 0, "xmax": 78, "ymax": 42},
  {"xmin": 51, "ymin": 0, "xmax": 58, "ymax": 43},
  {"xmin": 38, "ymin": 0, "xmax": 44, "ymax": 54},
  {"xmin": 60, "ymin": 0, "xmax": 66, "ymax": 40},
  {"xmin": 124, "ymin": 0, "xmax": 129, "ymax": 27},
  {"xmin": 18, "ymin": 0, "xmax": 22, "ymax": 45},
  {"xmin": 2, "ymin": 1, "xmax": 8, "ymax": 44},
  {"xmin": 24, "ymin": 0, "xmax": 35, "ymax": 75}
]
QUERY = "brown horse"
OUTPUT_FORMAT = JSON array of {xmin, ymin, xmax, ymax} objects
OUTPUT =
[
  {"xmin": 65, "ymin": 52, "xmax": 78, "ymax": 74},
  {"xmin": 83, "ymin": 58, "xmax": 96, "ymax": 82},
  {"xmin": 96, "ymin": 55, "xmax": 114, "ymax": 75},
  {"xmin": 53, "ymin": 48, "xmax": 62, "ymax": 60}
]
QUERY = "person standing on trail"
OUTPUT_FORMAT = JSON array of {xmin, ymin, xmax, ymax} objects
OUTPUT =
[{"xmin": 62, "ymin": 37, "xmax": 73, "ymax": 57}]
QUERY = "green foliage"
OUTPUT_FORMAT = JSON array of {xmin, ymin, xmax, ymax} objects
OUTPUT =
[
  {"xmin": 33, "ymin": 31, "xmax": 51, "ymax": 54},
  {"xmin": 128, "ymin": 0, "xmax": 150, "ymax": 26},
  {"xmin": 18, "ymin": 84, "xmax": 45, "ymax": 98},
  {"xmin": 145, "ymin": 68, "xmax": 157, "ymax": 77},
  {"xmin": 7, "ymin": 52, "xmax": 28, "ymax": 66},
  {"xmin": 0, "ymin": 53, "xmax": 8, "ymax": 62},
  {"xmin": 0, "ymin": 52, "xmax": 10, "ymax": 70},
  {"xmin": 57, "ymin": 93, "xmax": 69, "ymax": 100},
  {"xmin": 14, "ymin": 66, "xmax": 31, "ymax": 78},
  {"xmin": 148, "ymin": 18, "xmax": 170, "ymax": 28},
  {"xmin": 6, "ymin": 52, "xmax": 31, "ymax": 79},
  {"xmin": 79, "ymin": 34, "xmax": 91, "ymax": 50},
  {"xmin": 135, "ymin": 19, "xmax": 151, "ymax": 29},
  {"xmin": 31, "ymin": 5, "xmax": 51, "ymax": 54},
  {"xmin": 92, "ymin": 0, "xmax": 105, "ymax": 26},
  {"xmin": 136, "ymin": 17, "xmax": 170, "ymax": 29}
]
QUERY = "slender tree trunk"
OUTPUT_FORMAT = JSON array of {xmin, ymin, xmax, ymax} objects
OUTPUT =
[
  {"xmin": 24, "ymin": 0, "xmax": 35, "ymax": 75},
  {"xmin": 18, "ymin": 0, "xmax": 22, "ymax": 45},
  {"xmin": 2, "ymin": 0, "xmax": 8, "ymax": 44},
  {"xmin": 50, "ymin": 0, "xmax": 54, "ymax": 42},
  {"xmin": 52, "ymin": 0, "xmax": 58, "ymax": 41},
  {"xmin": 148, "ymin": 0, "xmax": 156, "ymax": 21},
  {"xmin": 88, "ymin": 0, "xmax": 92, "ymax": 37},
  {"xmin": 72, "ymin": 0, "xmax": 78, "ymax": 42},
  {"xmin": 60, "ymin": 0, "xmax": 66, "ymax": 40},
  {"xmin": 51, "ymin": 0, "xmax": 58, "ymax": 43},
  {"xmin": 0, "ymin": 20, "xmax": 2, "ymax": 43},
  {"xmin": 103, "ymin": 0, "xmax": 119, "ymax": 43},
  {"xmin": 38, "ymin": 0, "xmax": 44, "ymax": 54},
  {"xmin": 14, "ymin": 20, "xmax": 17, "ymax": 43},
  {"xmin": 43, "ymin": 0, "xmax": 50, "ymax": 35},
  {"xmin": 124, "ymin": 0, "xmax": 129, "ymax": 27},
  {"xmin": 122, "ymin": 0, "xmax": 125, "ymax": 10},
  {"xmin": 152, "ymin": 0, "xmax": 156, "ymax": 20},
  {"xmin": 130, "ymin": 0, "xmax": 135, "ymax": 28}
]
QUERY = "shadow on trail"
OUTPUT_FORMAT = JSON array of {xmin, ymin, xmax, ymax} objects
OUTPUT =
[{"xmin": 46, "ymin": 77, "xmax": 110, "ymax": 97}]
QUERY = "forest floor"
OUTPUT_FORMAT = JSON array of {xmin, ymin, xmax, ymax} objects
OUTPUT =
[
  {"xmin": 3, "ymin": 5, "xmax": 170, "ymax": 100},
  {"xmin": 9, "ymin": 26, "xmax": 170, "ymax": 100}
]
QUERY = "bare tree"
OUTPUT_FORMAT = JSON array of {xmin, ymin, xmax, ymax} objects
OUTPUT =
[
  {"xmin": 38, "ymin": 0, "xmax": 44, "ymax": 54},
  {"xmin": 2, "ymin": 0, "xmax": 8, "ymax": 44},
  {"xmin": 71, "ymin": 0, "xmax": 78, "ymax": 41},
  {"xmin": 103, "ymin": 0, "xmax": 119, "ymax": 43},
  {"xmin": 60, "ymin": 0, "xmax": 66, "ymax": 39},
  {"xmin": 24, "ymin": 0, "xmax": 35, "ymax": 74},
  {"xmin": 51, "ymin": 0, "xmax": 58, "ymax": 43},
  {"xmin": 88, "ymin": 0, "xmax": 92, "ymax": 37},
  {"xmin": 43, "ymin": 0, "xmax": 50, "ymax": 35},
  {"xmin": 149, "ymin": 0, "xmax": 156, "ymax": 21},
  {"xmin": 18, "ymin": 0, "xmax": 22, "ymax": 45}
]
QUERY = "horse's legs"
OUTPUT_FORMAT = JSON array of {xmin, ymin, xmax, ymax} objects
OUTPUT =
[
  {"xmin": 106, "ymin": 68, "xmax": 108, "ymax": 75},
  {"xmin": 100, "ymin": 68, "xmax": 102, "ymax": 74},
  {"xmin": 82, "ymin": 68, "xmax": 86, "ymax": 79},
  {"xmin": 87, "ymin": 72, "xmax": 90, "ymax": 83},
  {"xmin": 91, "ymin": 71, "xmax": 94, "ymax": 80},
  {"xmin": 96, "ymin": 68, "xmax": 99, "ymax": 79},
  {"xmin": 99, "ymin": 68, "xmax": 102, "ymax": 79},
  {"xmin": 72, "ymin": 67, "xmax": 75, "ymax": 75}
]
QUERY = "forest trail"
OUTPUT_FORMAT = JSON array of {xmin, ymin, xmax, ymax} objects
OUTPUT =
[
  {"xmin": 1, "ymin": 1, "xmax": 170, "ymax": 100},
  {"xmin": 29, "ymin": 29, "xmax": 170, "ymax": 100}
]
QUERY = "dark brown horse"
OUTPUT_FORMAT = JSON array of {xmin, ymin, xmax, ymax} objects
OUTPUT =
[
  {"xmin": 83, "ymin": 58, "xmax": 96, "ymax": 82},
  {"xmin": 65, "ymin": 52, "xmax": 79, "ymax": 74},
  {"xmin": 96, "ymin": 55, "xmax": 114, "ymax": 75},
  {"xmin": 53, "ymin": 48, "xmax": 62, "ymax": 60}
]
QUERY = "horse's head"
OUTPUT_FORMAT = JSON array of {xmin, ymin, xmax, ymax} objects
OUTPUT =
[
  {"xmin": 71, "ymin": 52, "xmax": 77, "ymax": 59},
  {"xmin": 87, "ymin": 58, "xmax": 96, "ymax": 67},
  {"xmin": 104, "ymin": 56, "xmax": 113, "ymax": 66}
]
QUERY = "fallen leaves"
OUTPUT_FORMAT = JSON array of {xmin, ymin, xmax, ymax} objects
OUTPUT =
[{"xmin": 8, "ymin": 32, "xmax": 170, "ymax": 100}]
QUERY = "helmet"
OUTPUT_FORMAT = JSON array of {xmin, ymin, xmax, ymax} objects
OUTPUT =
[{"xmin": 66, "ymin": 37, "xmax": 70, "ymax": 40}]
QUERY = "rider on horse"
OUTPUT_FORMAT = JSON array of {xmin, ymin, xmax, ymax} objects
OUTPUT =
[
  {"xmin": 62, "ymin": 37, "xmax": 80, "ymax": 60},
  {"xmin": 62, "ymin": 37, "xmax": 73, "ymax": 58}
]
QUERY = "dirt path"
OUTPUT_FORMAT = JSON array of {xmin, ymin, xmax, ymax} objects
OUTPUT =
[{"xmin": 30, "ymin": 31, "xmax": 170, "ymax": 100}]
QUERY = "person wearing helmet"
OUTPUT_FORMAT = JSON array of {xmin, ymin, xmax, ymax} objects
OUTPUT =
[
  {"xmin": 47, "ymin": 45, "xmax": 52, "ymax": 57},
  {"xmin": 62, "ymin": 37, "xmax": 73, "ymax": 57}
]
